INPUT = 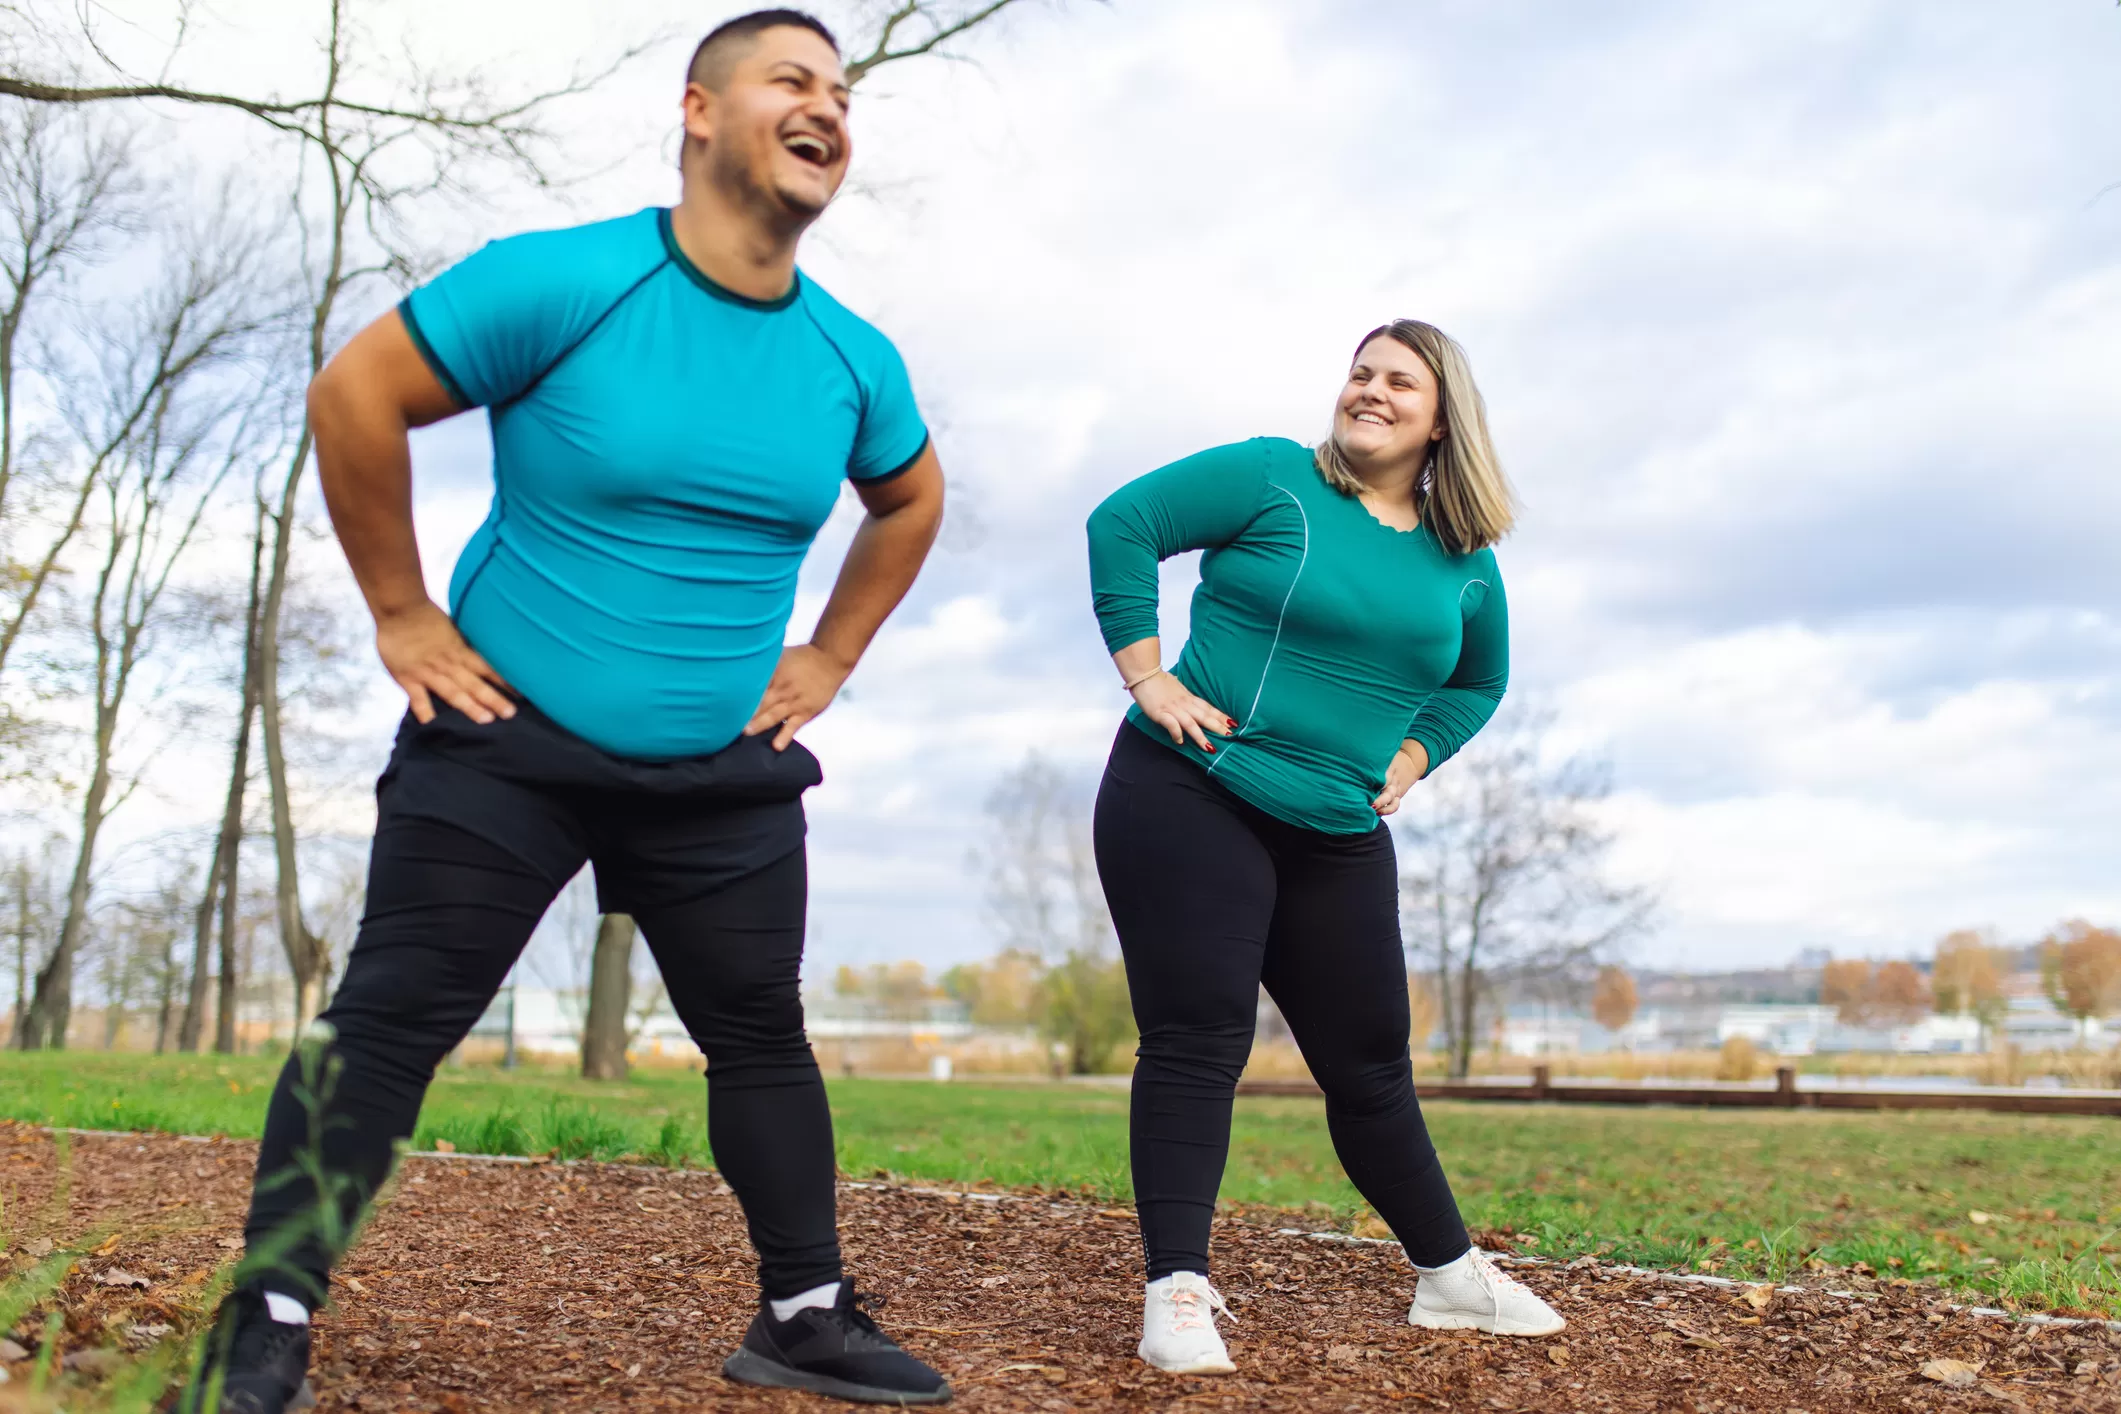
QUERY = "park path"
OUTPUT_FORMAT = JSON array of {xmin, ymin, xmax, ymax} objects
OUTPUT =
[{"xmin": 0, "ymin": 1121, "xmax": 2115, "ymax": 1412}]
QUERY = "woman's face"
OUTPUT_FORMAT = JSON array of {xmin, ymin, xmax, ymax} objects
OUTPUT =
[{"xmin": 1334, "ymin": 336, "xmax": 1445, "ymax": 468}]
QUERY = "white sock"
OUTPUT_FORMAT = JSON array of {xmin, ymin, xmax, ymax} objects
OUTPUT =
[
  {"xmin": 769, "ymin": 1280, "xmax": 841, "ymax": 1321},
  {"xmin": 263, "ymin": 1292, "xmax": 311, "ymax": 1326}
]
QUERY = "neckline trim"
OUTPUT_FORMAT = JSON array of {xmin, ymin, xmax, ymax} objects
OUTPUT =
[{"xmin": 656, "ymin": 208, "xmax": 801, "ymax": 311}]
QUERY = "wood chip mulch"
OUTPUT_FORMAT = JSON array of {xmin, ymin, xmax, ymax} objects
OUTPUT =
[{"xmin": 1, "ymin": 1120, "xmax": 2117, "ymax": 1411}]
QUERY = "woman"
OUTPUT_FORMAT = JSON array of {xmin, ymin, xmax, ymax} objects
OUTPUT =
[{"xmin": 1084, "ymin": 320, "xmax": 1562, "ymax": 1375}]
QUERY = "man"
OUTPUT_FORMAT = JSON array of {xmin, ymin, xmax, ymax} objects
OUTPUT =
[{"xmin": 187, "ymin": 11, "xmax": 951, "ymax": 1410}]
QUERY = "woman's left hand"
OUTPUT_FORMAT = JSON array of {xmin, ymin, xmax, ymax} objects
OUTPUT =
[{"xmin": 1373, "ymin": 741, "xmax": 1430, "ymax": 816}]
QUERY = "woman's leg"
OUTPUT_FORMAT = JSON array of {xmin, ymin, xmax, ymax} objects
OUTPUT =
[
  {"xmin": 1093, "ymin": 727, "xmax": 1276, "ymax": 1281},
  {"xmin": 1258, "ymin": 822, "xmax": 1471, "ymax": 1268}
]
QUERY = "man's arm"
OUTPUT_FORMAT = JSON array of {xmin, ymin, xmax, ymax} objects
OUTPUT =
[
  {"xmin": 743, "ymin": 443, "xmax": 946, "ymax": 750},
  {"xmin": 311, "ymin": 311, "xmax": 517, "ymax": 725}
]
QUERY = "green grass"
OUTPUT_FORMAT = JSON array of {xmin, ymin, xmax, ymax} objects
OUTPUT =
[{"xmin": 1, "ymin": 1052, "xmax": 2115, "ymax": 1316}]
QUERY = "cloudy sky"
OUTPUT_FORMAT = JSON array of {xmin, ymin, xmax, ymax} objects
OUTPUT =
[{"xmin": 46, "ymin": 0, "xmax": 2121, "ymax": 978}]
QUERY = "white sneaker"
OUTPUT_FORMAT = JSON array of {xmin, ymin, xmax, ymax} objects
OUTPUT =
[
  {"xmin": 1139, "ymin": 1272, "xmax": 1236, "ymax": 1374},
  {"xmin": 1409, "ymin": 1247, "xmax": 1565, "ymax": 1337}
]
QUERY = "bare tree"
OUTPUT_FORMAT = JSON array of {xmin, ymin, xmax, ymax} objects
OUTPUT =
[
  {"xmin": 177, "ymin": 489, "xmax": 264, "ymax": 1051},
  {"xmin": 975, "ymin": 754, "xmax": 1132, "ymax": 1074},
  {"xmin": 4, "ymin": 839, "xmax": 63, "ymax": 1042},
  {"xmin": 0, "ymin": 105, "xmax": 141, "ymax": 710},
  {"xmin": 15, "ymin": 208, "xmax": 283, "ymax": 1049},
  {"xmin": 1395, "ymin": 711, "xmax": 1654, "ymax": 1079}
]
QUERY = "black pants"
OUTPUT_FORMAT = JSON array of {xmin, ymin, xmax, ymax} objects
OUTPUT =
[
  {"xmin": 1093, "ymin": 724, "xmax": 1471, "ymax": 1279},
  {"xmin": 243, "ymin": 703, "xmax": 841, "ymax": 1304}
]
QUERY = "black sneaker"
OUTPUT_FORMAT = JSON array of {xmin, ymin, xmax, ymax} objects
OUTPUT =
[
  {"xmin": 723, "ymin": 1285, "xmax": 951, "ymax": 1405},
  {"xmin": 168, "ymin": 1289, "xmax": 316, "ymax": 1414}
]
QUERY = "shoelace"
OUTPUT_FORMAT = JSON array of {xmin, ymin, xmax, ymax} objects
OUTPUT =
[
  {"xmin": 1163, "ymin": 1278, "xmax": 1233, "ymax": 1334},
  {"xmin": 1465, "ymin": 1247, "xmax": 1532, "ymax": 1303}
]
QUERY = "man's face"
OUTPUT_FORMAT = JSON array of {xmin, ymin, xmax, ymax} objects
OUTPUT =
[{"xmin": 684, "ymin": 27, "xmax": 851, "ymax": 222}]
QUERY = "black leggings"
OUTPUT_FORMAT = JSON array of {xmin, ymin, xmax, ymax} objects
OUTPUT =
[
  {"xmin": 243, "ymin": 704, "xmax": 840, "ymax": 1304},
  {"xmin": 1093, "ymin": 724, "xmax": 1471, "ymax": 1279}
]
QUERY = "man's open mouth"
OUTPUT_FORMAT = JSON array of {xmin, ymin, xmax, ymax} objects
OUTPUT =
[{"xmin": 781, "ymin": 132, "xmax": 836, "ymax": 167}]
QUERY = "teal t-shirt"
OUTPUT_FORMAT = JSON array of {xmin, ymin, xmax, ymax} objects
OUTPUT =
[
  {"xmin": 1087, "ymin": 437, "xmax": 1509, "ymax": 834},
  {"xmin": 401, "ymin": 207, "xmax": 929, "ymax": 760}
]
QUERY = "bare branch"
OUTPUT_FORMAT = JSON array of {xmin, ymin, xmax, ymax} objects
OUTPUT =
[{"xmin": 844, "ymin": 0, "xmax": 1029, "ymax": 87}]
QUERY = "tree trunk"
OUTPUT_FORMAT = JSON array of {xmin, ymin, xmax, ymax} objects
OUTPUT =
[
  {"xmin": 215, "ymin": 841, "xmax": 241, "ymax": 1053},
  {"xmin": 581, "ymin": 914, "xmax": 635, "ymax": 1080},
  {"xmin": 181, "ymin": 502, "xmax": 265, "ymax": 1051},
  {"xmin": 259, "ymin": 434, "xmax": 332, "ymax": 1032},
  {"xmin": 20, "ymin": 733, "xmax": 113, "ymax": 1049},
  {"xmin": 9, "ymin": 860, "xmax": 28, "ymax": 1046}
]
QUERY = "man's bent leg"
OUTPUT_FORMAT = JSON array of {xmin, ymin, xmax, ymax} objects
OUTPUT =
[
  {"xmin": 630, "ymin": 846, "xmax": 840, "ymax": 1299},
  {"xmin": 243, "ymin": 810, "xmax": 579, "ymax": 1304}
]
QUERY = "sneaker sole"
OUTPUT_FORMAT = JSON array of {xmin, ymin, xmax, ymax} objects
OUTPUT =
[
  {"xmin": 1408, "ymin": 1306, "xmax": 1566, "ymax": 1338},
  {"xmin": 722, "ymin": 1348, "xmax": 953, "ymax": 1406},
  {"xmin": 1137, "ymin": 1342, "xmax": 1237, "ymax": 1376}
]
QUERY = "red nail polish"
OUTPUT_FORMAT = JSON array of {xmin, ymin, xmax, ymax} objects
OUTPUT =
[
  {"xmin": 1226, "ymin": 718, "xmax": 1238, "ymax": 730},
  {"xmin": 1204, "ymin": 743, "xmax": 1216, "ymax": 753}
]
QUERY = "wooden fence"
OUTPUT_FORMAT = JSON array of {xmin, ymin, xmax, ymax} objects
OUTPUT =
[{"xmin": 1235, "ymin": 1065, "xmax": 2121, "ymax": 1117}]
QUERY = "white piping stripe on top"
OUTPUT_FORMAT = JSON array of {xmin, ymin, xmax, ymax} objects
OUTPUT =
[{"xmin": 1212, "ymin": 484, "xmax": 1309, "ymax": 776}]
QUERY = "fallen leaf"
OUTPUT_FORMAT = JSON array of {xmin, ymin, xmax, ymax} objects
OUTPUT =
[
  {"xmin": 341, "ymin": 1276, "xmax": 367, "ymax": 1294},
  {"xmin": 1742, "ymin": 1284, "xmax": 1774, "ymax": 1312},
  {"xmin": 93, "ymin": 1268, "xmax": 151, "ymax": 1289},
  {"xmin": 433, "ymin": 1138, "xmax": 457, "ymax": 1153},
  {"xmin": 2076, "ymin": 1360, "xmax": 2102, "ymax": 1377},
  {"xmin": 1919, "ymin": 1358, "xmax": 1982, "ymax": 1387},
  {"xmin": 625, "ymin": 1362, "xmax": 641, "ymax": 1378},
  {"xmin": 1968, "ymin": 1210, "xmax": 1994, "ymax": 1224},
  {"xmin": 0, "ymin": 1338, "xmax": 30, "ymax": 1362},
  {"xmin": 1682, "ymin": 1336, "xmax": 1722, "ymax": 1351},
  {"xmin": 978, "ymin": 1275, "xmax": 1008, "ymax": 1287},
  {"xmin": 215, "ymin": 1238, "xmax": 243, "ymax": 1251},
  {"xmin": 1546, "ymin": 1345, "xmax": 1570, "ymax": 1367},
  {"xmin": 1352, "ymin": 1215, "xmax": 1394, "ymax": 1239},
  {"xmin": 23, "ymin": 1237, "xmax": 52, "ymax": 1258},
  {"xmin": 92, "ymin": 1233, "xmax": 121, "ymax": 1255}
]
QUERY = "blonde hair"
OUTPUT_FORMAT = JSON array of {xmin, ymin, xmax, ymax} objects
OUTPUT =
[{"xmin": 1314, "ymin": 319, "xmax": 1515, "ymax": 554}]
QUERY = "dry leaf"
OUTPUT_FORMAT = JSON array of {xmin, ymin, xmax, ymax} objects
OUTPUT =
[
  {"xmin": 63, "ymin": 1349, "xmax": 124, "ymax": 1377},
  {"xmin": 92, "ymin": 1234, "xmax": 121, "ymax": 1255},
  {"xmin": 23, "ymin": 1237, "xmax": 52, "ymax": 1258},
  {"xmin": 0, "ymin": 1338, "xmax": 30, "ymax": 1362},
  {"xmin": 92, "ymin": 1268, "xmax": 151, "ymax": 1289},
  {"xmin": 1742, "ymin": 1284, "xmax": 1774, "ymax": 1312},
  {"xmin": 1546, "ymin": 1345, "xmax": 1570, "ymax": 1367},
  {"xmin": 1919, "ymin": 1358, "xmax": 1982, "ymax": 1387},
  {"xmin": 1327, "ymin": 1344, "xmax": 1365, "ymax": 1362},
  {"xmin": 433, "ymin": 1139, "xmax": 457, "ymax": 1154},
  {"xmin": 978, "ymin": 1275, "xmax": 1008, "ymax": 1287},
  {"xmin": 1967, "ymin": 1210, "xmax": 1994, "ymax": 1224},
  {"xmin": 215, "ymin": 1238, "xmax": 243, "ymax": 1251},
  {"xmin": 1681, "ymin": 1336, "xmax": 1722, "ymax": 1351}
]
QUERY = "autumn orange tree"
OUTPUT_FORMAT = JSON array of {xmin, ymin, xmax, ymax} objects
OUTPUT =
[
  {"xmin": 2040, "ymin": 920, "xmax": 2121, "ymax": 1036},
  {"xmin": 1820, "ymin": 958, "xmax": 1873, "ymax": 1025},
  {"xmin": 1590, "ymin": 965, "xmax": 1638, "ymax": 1036},
  {"xmin": 1819, "ymin": 956, "xmax": 1931, "ymax": 1028},
  {"xmin": 1932, "ymin": 928, "xmax": 2010, "ymax": 1044}
]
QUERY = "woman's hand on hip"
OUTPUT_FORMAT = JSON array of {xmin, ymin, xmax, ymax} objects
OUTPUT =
[
  {"xmin": 1373, "ymin": 741, "xmax": 1430, "ymax": 816},
  {"xmin": 1132, "ymin": 671, "xmax": 1236, "ymax": 753}
]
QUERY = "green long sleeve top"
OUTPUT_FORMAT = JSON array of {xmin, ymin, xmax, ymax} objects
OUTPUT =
[{"xmin": 1086, "ymin": 437, "xmax": 1509, "ymax": 835}]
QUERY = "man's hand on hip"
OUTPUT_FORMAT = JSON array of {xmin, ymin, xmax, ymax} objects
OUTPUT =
[
  {"xmin": 378, "ymin": 601, "xmax": 515, "ymax": 726},
  {"xmin": 744, "ymin": 644, "xmax": 853, "ymax": 751}
]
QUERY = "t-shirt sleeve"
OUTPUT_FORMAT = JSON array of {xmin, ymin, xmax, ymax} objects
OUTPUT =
[
  {"xmin": 1407, "ymin": 555, "xmax": 1510, "ymax": 774},
  {"xmin": 399, "ymin": 231, "xmax": 617, "ymax": 410},
  {"xmin": 847, "ymin": 337, "xmax": 930, "ymax": 482},
  {"xmin": 1085, "ymin": 440, "xmax": 1272, "ymax": 655}
]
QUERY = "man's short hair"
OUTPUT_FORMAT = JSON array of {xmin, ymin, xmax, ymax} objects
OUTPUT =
[{"xmin": 688, "ymin": 9, "xmax": 841, "ymax": 92}]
